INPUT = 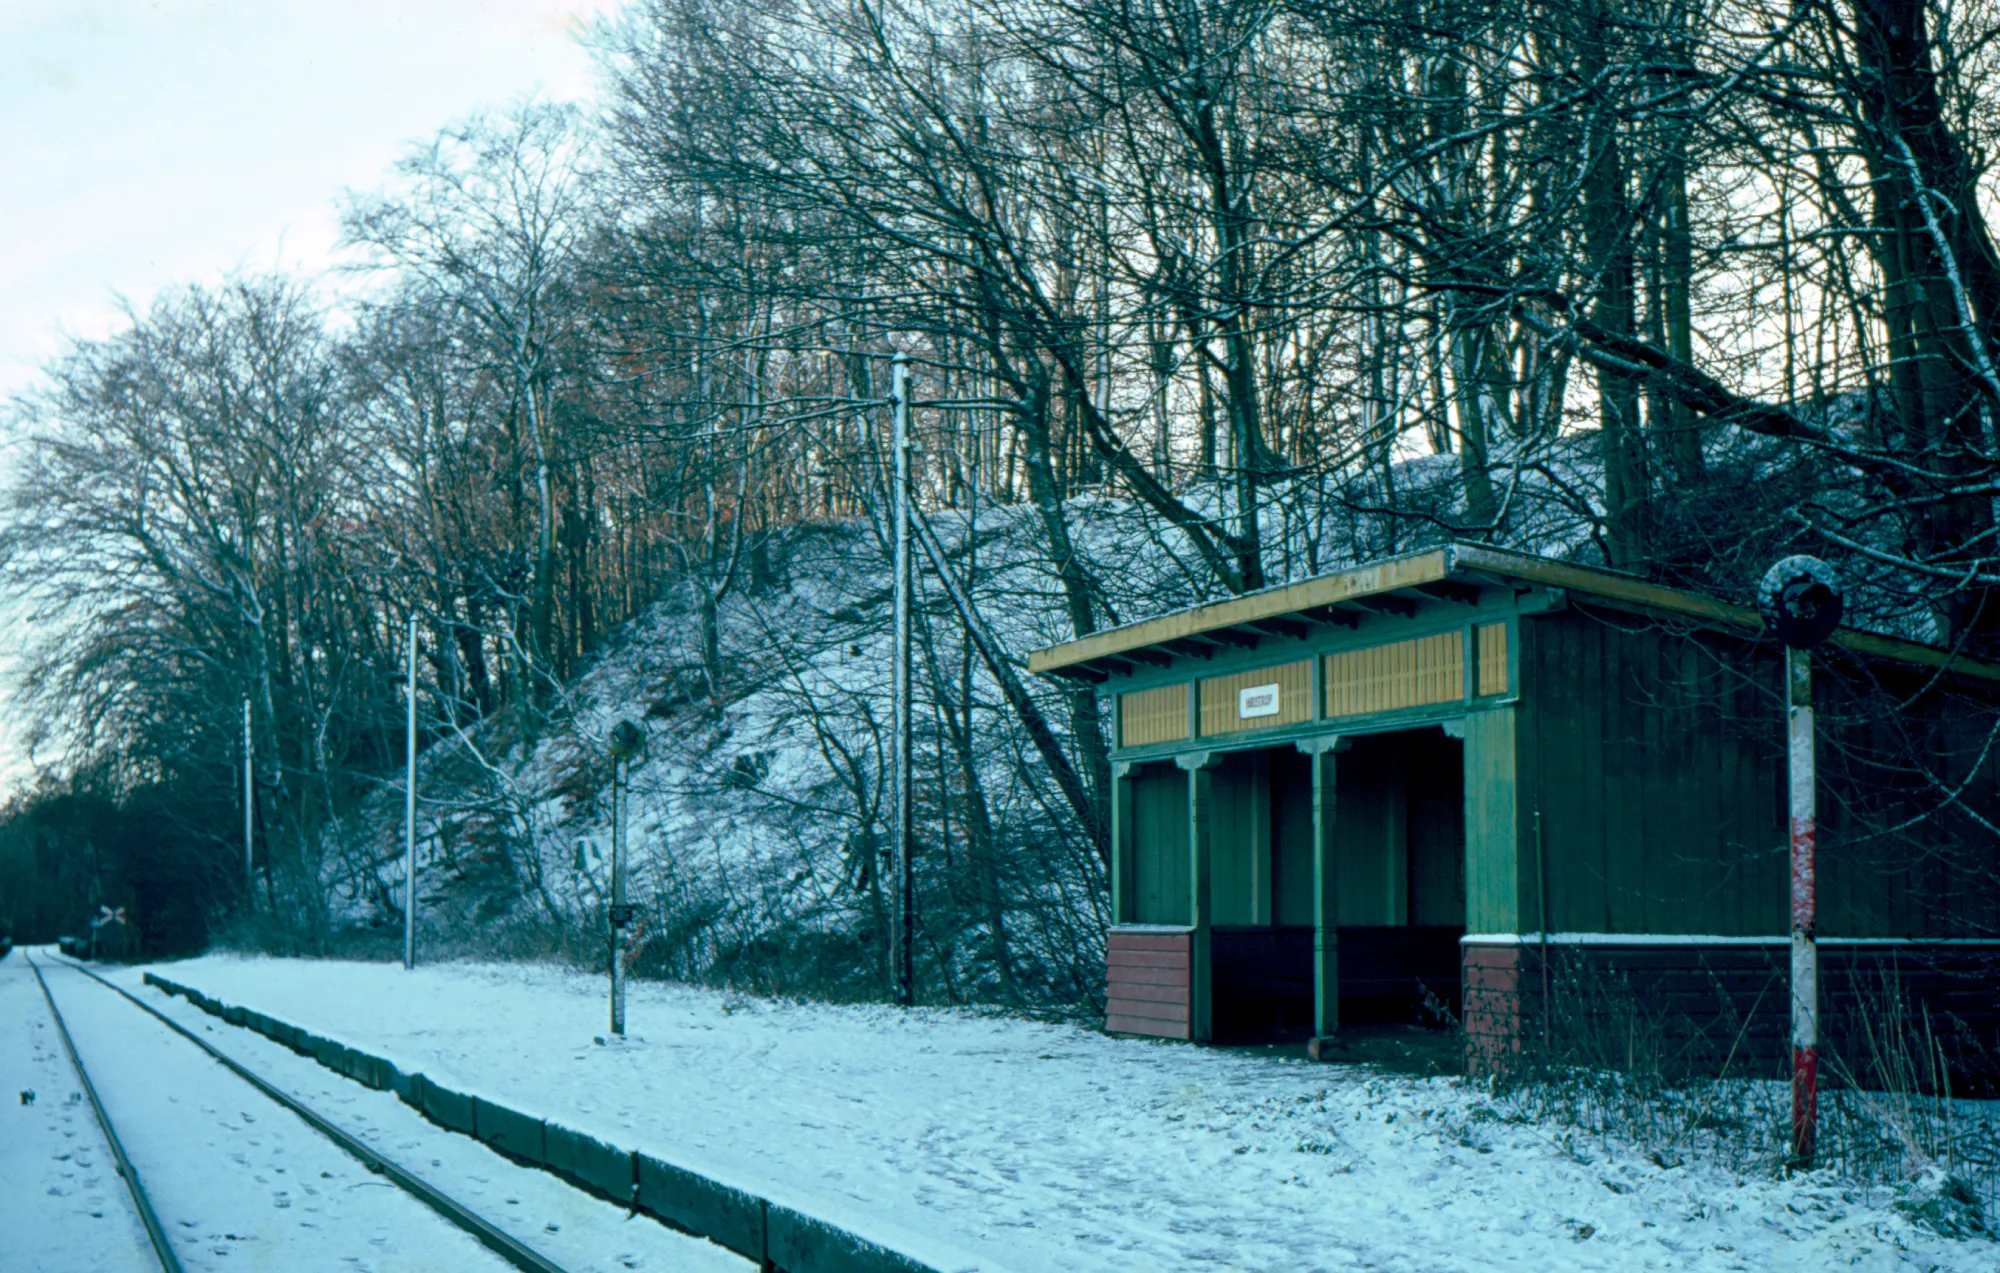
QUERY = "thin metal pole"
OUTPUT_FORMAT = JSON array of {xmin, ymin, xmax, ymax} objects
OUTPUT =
[
  {"xmin": 1788, "ymin": 645, "xmax": 1819, "ymax": 1166},
  {"xmin": 610, "ymin": 754, "xmax": 627, "ymax": 1036},
  {"xmin": 890, "ymin": 352, "xmax": 915, "ymax": 1007},
  {"xmin": 243, "ymin": 697, "xmax": 254, "ymax": 905},
  {"xmin": 404, "ymin": 616, "xmax": 418, "ymax": 971}
]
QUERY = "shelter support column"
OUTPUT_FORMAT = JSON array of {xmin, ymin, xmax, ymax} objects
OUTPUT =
[
  {"xmin": 1179, "ymin": 751, "xmax": 1216, "ymax": 1043},
  {"xmin": 1461, "ymin": 705, "xmax": 1525, "ymax": 1074},
  {"xmin": 1110, "ymin": 761, "xmax": 1135, "ymax": 924},
  {"xmin": 1302, "ymin": 737, "xmax": 1342, "ymax": 1056}
]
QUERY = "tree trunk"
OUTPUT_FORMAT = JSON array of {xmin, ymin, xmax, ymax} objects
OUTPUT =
[
  {"xmin": 1847, "ymin": 0, "xmax": 2000, "ymax": 646},
  {"xmin": 1579, "ymin": 6, "xmax": 1646, "ymax": 567}
]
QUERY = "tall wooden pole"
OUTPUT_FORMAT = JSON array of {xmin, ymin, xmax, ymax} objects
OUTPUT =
[
  {"xmin": 1788, "ymin": 645, "xmax": 1818, "ymax": 1165},
  {"xmin": 610, "ymin": 750, "xmax": 628, "ymax": 1036},
  {"xmin": 891, "ymin": 352, "xmax": 915, "ymax": 1007},
  {"xmin": 243, "ymin": 698, "xmax": 254, "ymax": 905},
  {"xmin": 606, "ymin": 720, "xmax": 643, "ymax": 1038},
  {"xmin": 1759, "ymin": 553, "xmax": 1840, "ymax": 1169},
  {"xmin": 404, "ymin": 616, "xmax": 418, "ymax": 971}
]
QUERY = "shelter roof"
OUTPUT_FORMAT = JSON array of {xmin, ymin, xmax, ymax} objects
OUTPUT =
[{"xmin": 1024, "ymin": 542, "xmax": 2000, "ymax": 686}]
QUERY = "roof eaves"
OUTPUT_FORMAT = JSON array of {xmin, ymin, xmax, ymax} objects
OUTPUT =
[
  {"xmin": 1024, "ymin": 548, "xmax": 1452, "ymax": 675},
  {"xmin": 1025, "ymin": 541, "xmax": 2000, "ymax": 688},
  {"xmin": 1451, "ymin": 544, "xmax": 2000, "ymax": 686}
]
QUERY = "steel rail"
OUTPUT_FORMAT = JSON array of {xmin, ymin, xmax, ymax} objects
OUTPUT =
[
  {"xmin": 41, "ymin": 954, "xmax": 571, "ymax": 1273},
  {"xmin": 25, "ymin": 952, "xmax": 187, "ymax": 1273}
]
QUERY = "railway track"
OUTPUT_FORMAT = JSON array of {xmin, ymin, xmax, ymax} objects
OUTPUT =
[{"xmin": 24, "ymin": 952, "xmax": 611, "ymax": 1273}]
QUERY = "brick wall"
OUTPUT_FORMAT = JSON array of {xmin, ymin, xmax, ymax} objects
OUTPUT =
[
  {"xmin": 1461, "ymin": 939, "xmax": 2000, "ymax": 1091},
  {"xmin": 1106, "ymin": 927, "xmax": 1193, "ymax": 1040}
]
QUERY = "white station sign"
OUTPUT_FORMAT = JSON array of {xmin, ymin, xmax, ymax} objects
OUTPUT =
[{"xmin": 1238, "ymin": 683, "xmax": 1281, "ymax": 719}]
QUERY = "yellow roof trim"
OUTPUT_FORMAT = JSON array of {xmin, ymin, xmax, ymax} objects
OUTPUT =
[
  {"xmin": 1023, "ymin": 549, "xmax": 1452, "ymax": 675},
  {"xmin": 1025, "ymin": 542, "xmax": 2000, "ymax": 686}
]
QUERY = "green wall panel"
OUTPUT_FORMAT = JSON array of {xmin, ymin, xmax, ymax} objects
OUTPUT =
[
  {"xmin": 1131, "ymin": 763, "xmax": 1190, "ymax": 924},
  {"xmin": 1464, "ymin": 707, "xmax": 1520, "ymax": 935}
]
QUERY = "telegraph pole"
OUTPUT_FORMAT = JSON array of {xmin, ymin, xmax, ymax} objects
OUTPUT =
[
  {"xmin": 243, "ymin": 698, "xmax": 255, "ymax": 905},
  {"xmin": 1759, "ymin": 555, "xmax": 1842, "ymax": 1169},
  {"xmin": 890, "ymin": 352, "xmax": 915, "ymax": 1007},
  {"xmin": 404, "ymin": 615, "xmax": 418, "ymax": 971}
]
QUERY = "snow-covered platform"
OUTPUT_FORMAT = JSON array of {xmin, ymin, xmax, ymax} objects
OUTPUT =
[{"xmin": 118, "ymin": 954, "xmax": 1992, "ymax": 1272}]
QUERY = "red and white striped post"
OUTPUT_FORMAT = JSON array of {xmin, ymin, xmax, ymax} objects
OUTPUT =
[
  {"xmin": 1760, "ymin": 554, "xmax": 1841, "ymax": 1171},
  {"xmin": 1786, "ymin": 645, "xmax": 1818, "ymax": 1166}
]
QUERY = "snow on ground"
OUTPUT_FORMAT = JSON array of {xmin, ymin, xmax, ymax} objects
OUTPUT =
[
  {"xmin": 0, "ymin": 951, "xmax": 155, "ymax": 1272},
  {"xmin": 6, "ymin": 951, "xmax": 747, "ymax": 1273},
  {"xmin": 108, "ymin": 960, "xmax": 753, "ymax": 1273},
  {"xmin": 26, "ymin": 953, "xmax": 519, "ymax": 1272},
  {"xmin": 127, "ymin": 953, "xmax": 1995, "ymax": 1273}
]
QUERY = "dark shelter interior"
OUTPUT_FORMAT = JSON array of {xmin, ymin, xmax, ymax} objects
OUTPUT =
[{"xmin": 1132, "ymin": 728, "xmax": 1465, "ymax": 1043}]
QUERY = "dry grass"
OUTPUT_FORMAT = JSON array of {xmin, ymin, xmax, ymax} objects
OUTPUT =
[{"xmin": 1477, "ymin": 961, "xmax": 2000, "ymax": 1230}]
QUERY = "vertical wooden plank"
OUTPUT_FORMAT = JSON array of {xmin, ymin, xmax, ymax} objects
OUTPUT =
[
  {"xmin": 1386, "ymin": 736, "xmax": 1409, "ymax": 925},
  {"xmin": 1512, "ymin": 618, "xmax": 1541, "ymax": 938},
  {"xmin": 1706, "ymin": 646, "xmax": 1728, "ymax": 936},
  {"xmin": 1111, "ymin": 768, "xmax": 1133, "ymax": 925},
  {"xmin": 1538, "ymin": 615, "xmax": 1578, "ymax": 935},
  {"xmin": 1463, "ymin": 706, "xmax": 1520, "ymax": 936},
  {"xmin": 1747, "ymin": 643, "xmax": 1783, "ymax": 936},
  {"xmin": 1250, "ymin": 750, "xmax": 1272, "ymax": 926},
  {"xmin": 1272, "ymin": 749, "xmax": 1315, "ymax": 925},
  {"xmin": 1205, "ymin": 753, "xmax": 1273, "ymax": 926},
  {"xmin": 1187, "ymin": 758, "xmax": 1215, "ymax": 1042},
  {"xmin": 1406, "ymin": 730, "xmax": 1466, "ymax": 926},
  {"xmin": 1636, "ymin": 623, "xmax": 1659, "ymax": 930},
  {"xmin": 1133, "ymin": 765, "xmax": 1191, "ymax": 924},
  {"xmin": 1711, "ymin": 640, "xmax": 1742, "ymax": 935},
  {"xmin": 1632, "ymin": 632, "xmax": 1664, "ymax": 928},
  {"xmin": 1667, "ymin": 636, "xmax": 1701, "ymax": 933},
  {"xmin": 1599, "ymin": 617, "xmax": 1629, "ymax": 931},
  {"xmin": 1600, "ymin": 622, "xmax": 1639, "ymax": 932},
  {"xmin": 1580, "ymin": 616, "xmax": 1611, "ymax": 931},
  {"xmin": 1166, "ymin": 767, "xmax": 1191, "ymax": 924},
  {"xmin": 1209, "ymin": 757, "xmax": 1242, "ymax": 925},
  {"xmin": 1334, "ymin": 743, "xmax": 1389, "ymax": 924},
  {"xmin": 1135, "ymin": 767, "xmax": 1159, "ymax": 923},
  {"xmin": 1310, "ymin": 745, "xmax": 1340, "ymax": 1038}
]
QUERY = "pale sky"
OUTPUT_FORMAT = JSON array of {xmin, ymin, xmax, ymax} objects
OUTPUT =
[{"xmin": 0, "ymin": 0, "xmax": 617, "ymax": 784}]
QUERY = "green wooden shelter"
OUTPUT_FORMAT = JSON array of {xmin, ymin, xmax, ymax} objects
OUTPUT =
[{"xmin": 1028, "ymin": 544, "xmax": 2000, "ymax": 1073}]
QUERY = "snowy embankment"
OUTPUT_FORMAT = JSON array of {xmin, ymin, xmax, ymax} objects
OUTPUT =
[{"xmin": 132, "ymin": 954, "xmax": 1989, "ymax": 1273}]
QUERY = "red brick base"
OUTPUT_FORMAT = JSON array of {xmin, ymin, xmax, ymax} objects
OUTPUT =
[
  {"xmin": 1106, "ymin": 927, "xmax": 1193, "ymax": 1040},
  {"xmin": 1461, "ymin": 938, "xmax": 2000, "ymax": 1091}
]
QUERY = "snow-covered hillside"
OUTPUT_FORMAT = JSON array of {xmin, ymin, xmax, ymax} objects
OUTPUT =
[
  {"xmin": 310, "ymin": 428, "xmax": 1923, "ymax": 1009},
  {"xmin": 329, "ymin": 499, "xmax": 1212, "ymax": 1003}
]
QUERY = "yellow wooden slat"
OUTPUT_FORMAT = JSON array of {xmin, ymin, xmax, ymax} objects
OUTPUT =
[
  {"xmin": 1032, "ymin": 541, "xmax": 2000, "ymax": 689},
  {"xmin": 1198, "ymin": 660, "xmax": 1313, "ymax": 736},
  {"xmin": 1477, "ymin": 623, "xmax": 1510, "ymax": 696},
  {"xmin": 1119, "ymin": 683, "xmax": 1190, "ymax": 747},
  {"xmin": 1325, "ymin": 631, "xmax": 1463, "ymax": 719},
  {"xmin": 1026, "ymin": 550, "xmax": 1453, "ymax": 675}
]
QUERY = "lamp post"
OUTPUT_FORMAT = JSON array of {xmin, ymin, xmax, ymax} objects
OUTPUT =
[
  {"xmin": 243, "ymin": 698, "xmax": 255, "ymax": 906},
  {"xmin": 607, "ymin": 719, "xmax": 645, "ymax": 1036},
  {"xmin": 1758, "ymin": 554, "xmax": 1843, "ymax": 1169},
  {"xmin": 890, "ymin": 352, "xmax": 914, "ymax": 1007},
  {"xmin": 404, "ymin": 615, "xmax": 419, "ymax": 971}
]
